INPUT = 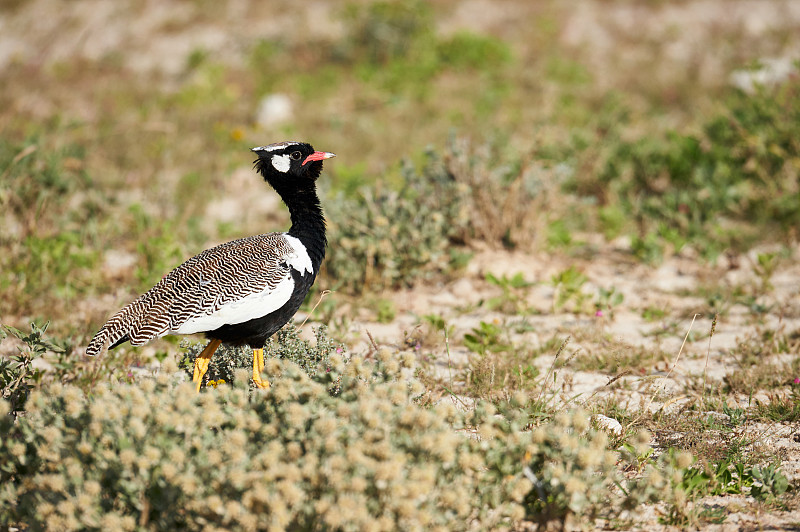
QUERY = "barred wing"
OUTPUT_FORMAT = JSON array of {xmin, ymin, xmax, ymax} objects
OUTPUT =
[{"xmin": 85, "ymin": 233, "xmax": 311, "ymax": 356}]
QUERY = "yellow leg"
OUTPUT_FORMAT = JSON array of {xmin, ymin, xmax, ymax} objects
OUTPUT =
[
  {"xmin": 193, "ymin": 338, "xmax": 222, "ymax": 392},
  {"xmin": 252, "ymin": 348, "xmax": 270, "ymax": 389}
]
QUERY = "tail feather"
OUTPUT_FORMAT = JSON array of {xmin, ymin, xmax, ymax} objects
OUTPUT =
[
  {"xmin": 85, "ymin": 290, "xmax": 173, "ymax": 356},
  {"xmin": 110, "ymin": 334, "xmax": 130, "ymax": 350},
  {"xmin": 85, "ymin": 328, "xmax": 112, "ymax": 357}
]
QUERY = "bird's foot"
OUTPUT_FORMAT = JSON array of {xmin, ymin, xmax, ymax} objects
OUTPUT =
[
  {"xmin": 193, "ymin": 358, "xmax": 210, "ymax": 393},
  {"xmin": 192, "ymin": 338, "xmax": 222, "ymax": 392},
  {"xmin": 252, "ymin": 348, "xmax": 270, "ymax": 389}
]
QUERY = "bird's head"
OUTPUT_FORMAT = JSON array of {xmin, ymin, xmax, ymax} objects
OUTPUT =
[{"xmin": 252, "ymin": 142, "xmax": 335, "ymax": 191}]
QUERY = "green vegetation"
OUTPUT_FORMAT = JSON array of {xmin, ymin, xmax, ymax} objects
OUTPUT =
[
  {"xmin": 464, "ymin": 321, "xmax": 509, "ymax": 357},
  {"xmin": 2, "ymin": 0, "xmax": 800, "ymax": 529},
  {"xmin": 485, "ymin": 272, "xmax": 535, "ymax": 314},
  {"xmin": 571, "ymin": 85, "xmax": 800, "ymax": 261},
  {"xmin": 0, "ymin": 141, "xmax": 100, "ymax": 318},
  {"xmin": 551, "ymin": 266, "xmax": 589, "ymax": 312},
  {"xmin": 0, "ymin": 323, "xmax": 55, "ymax": 413}
]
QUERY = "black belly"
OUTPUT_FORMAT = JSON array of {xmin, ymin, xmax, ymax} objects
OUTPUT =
[{"xmin": 206, "ymin": 269, "xmax": 315, "ymax": 348}]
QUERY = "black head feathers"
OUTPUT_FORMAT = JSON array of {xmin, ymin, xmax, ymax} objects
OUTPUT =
[{"xmin": 252, "ymin": 142, "xmax": 335, "ymax": 184}]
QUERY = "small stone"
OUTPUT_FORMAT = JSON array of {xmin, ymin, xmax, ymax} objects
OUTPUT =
[
  {"xmin": 591, "ymin": 414, "xmax": 623, "ymax": 435},
  {"xmin": 103, "ymin": 249, "xmax": 137, "ymax": 276},
  {"xmin": 255, "ymin": 93, "xmax": 293, "ymax": 128},
  {"xmin": 730, "ymin": 57, "xmax": 797, "ymax": 94}
]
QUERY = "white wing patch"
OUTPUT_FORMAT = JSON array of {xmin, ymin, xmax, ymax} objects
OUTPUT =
[
  {"xmin": 282, "ymin": 234, "xmax": 313, "ymax": 275},
  {"xmin": 271, "ymin": 154, "xmax": 291, "ymax": 173},
  {"xmin": 172, "ymin": 275, "xmax": 295, "ymax": 335}
]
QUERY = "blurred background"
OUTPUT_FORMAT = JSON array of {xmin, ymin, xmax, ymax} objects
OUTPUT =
[{"xmin": 1, "ymin": 0, "xmax": 799, "ymax": 347}]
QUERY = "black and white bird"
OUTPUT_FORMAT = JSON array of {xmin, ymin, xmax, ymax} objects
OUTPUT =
[{"xmin": 86, "ymin": 141, "xmax": 335, "ymax": 390}]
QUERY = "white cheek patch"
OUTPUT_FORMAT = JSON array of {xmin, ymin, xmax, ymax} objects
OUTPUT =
[{"xmin": 271, "ymin": 154, "xmax": 291, "ymax": 173}]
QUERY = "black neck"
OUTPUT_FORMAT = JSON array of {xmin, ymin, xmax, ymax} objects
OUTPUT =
[{"xmin": 281, "ymin": 186, "xmax": 327, "ymax": 273}]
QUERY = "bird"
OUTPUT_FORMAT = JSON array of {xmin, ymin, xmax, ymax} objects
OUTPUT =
[{"xmin": 86, "ymin": 141, "xmax": 335, "ymax": 391}]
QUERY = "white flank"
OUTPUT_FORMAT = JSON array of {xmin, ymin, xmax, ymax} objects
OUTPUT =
[
  {"xmin": 172, "ymin": 275, "xmax": 294, "ymax": 335},
  {"xmin": 271, "ymin": 154, "xmax": 291, "ymax": 173},
  {"xmin": 282, "ymin": 234, "xmax": 313, "ymax": 275}
]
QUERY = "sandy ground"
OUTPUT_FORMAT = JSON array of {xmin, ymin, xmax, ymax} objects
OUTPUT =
[{"xmin": 324, "ymin": 243, "xmax": 800, "ymax": 529}]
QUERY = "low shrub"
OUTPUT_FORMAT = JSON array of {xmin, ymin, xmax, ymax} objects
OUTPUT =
[
  {"xmin": 180, "ymin": 325, "xmax": 345, "ymax": 390},
  {"xmin": 325, "ymin": 148, "xmax": 468, "ymax": 292},
  {"xmin": 0, "ymin": 321, "xmax": 145, "ymax": 416},
  {"xmin": 0, "ymin": 323, "xmax": 54, "ymax": 414},
  {"xmin": 5, "ymin": 322, "xmax": 760, "ymax": 530},
  {"xmin": 325, "ymin": 139, "xmax": 549, "ymax": 292},
  {"xmin": 498, "ymin": 401, "xmax": 625, "ymax": 526},
  {"xmin": 0, "ymin": 353, "xmax": 526, "ymax": 530},
  {"xmin": 0, "ymin": 342, "xmax": 659, "ymax": 531}
]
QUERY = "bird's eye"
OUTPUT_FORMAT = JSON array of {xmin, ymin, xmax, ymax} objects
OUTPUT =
[{"xmin": 290, "ymin": 151, "xmax": 302, "ymax": 161}]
